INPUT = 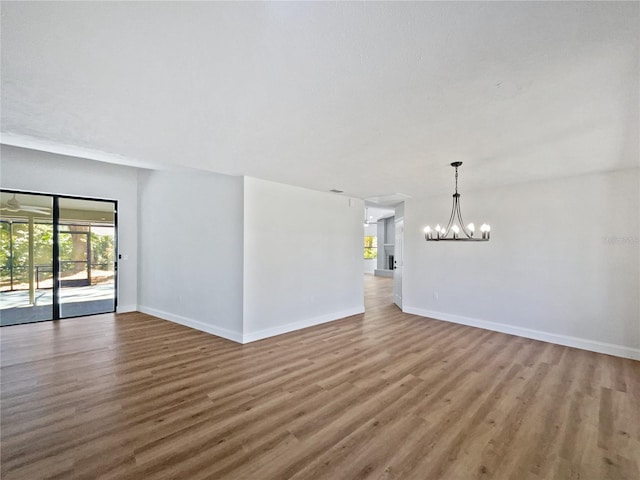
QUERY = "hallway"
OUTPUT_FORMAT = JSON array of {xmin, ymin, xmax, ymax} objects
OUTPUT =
[{"xmin": 364, "ymin": 274, "xmax": 394, "ymax": 311}]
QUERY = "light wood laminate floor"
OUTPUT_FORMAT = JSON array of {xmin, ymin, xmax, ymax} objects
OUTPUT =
[{"xmin": 1, "ymin": 275, "xmax": 638, "ymax": 479}]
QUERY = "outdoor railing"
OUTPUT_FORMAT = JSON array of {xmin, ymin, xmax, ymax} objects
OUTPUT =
[{"xmin": 0, "ymin": 262, "xmax": 114, "ymax": 291}]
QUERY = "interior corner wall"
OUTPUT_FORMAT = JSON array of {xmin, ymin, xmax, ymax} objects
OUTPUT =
[
  {"xmin": 403, "ymin": 168, "xmax": 640, "ymax": 360},
  {"xmin": 136, "ymin": 169, "xmax": 244, "ymax": 342},
  {"xmin": 242, "ymin": 177, "xmax": 364, "ymax": 343},
  {"xmin": 0, "ymin": 145, "xmax": 139, "ymax": 312}
]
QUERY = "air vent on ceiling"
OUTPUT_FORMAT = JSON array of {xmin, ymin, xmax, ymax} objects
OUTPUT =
[{"xmin": 329, "ymin": 189, "xmax": 344, "ymax": 194}]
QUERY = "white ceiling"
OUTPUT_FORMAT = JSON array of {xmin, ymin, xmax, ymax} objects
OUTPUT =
[{"xmin": 1, "ymin": 2, "xmax": 638, "ymax": 200}]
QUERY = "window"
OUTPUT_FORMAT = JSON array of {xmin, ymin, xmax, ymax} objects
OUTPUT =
[{"xmin": 364, "ymin": 236, "xmax": 377, "ymax": 259}]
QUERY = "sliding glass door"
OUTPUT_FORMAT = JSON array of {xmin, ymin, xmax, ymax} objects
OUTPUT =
[
  {"xmin": 0, "ymin": 191, "xmax": 117, "ymax": 326},
  {"xmin": 0, "ymin": 192, "xmax": 54, "ymax": 325},
  {"xmin": 58, "ymin": 197, "xmax": 116, "ymax": 318}
]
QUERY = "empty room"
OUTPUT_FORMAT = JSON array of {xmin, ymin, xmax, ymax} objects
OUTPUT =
[{"xmin": 1, "ymin": 2, "xmax": 638, "ymax": 479}]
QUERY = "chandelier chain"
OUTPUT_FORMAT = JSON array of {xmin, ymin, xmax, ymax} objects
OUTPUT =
[{"xmin": 455, "ymin": 166, "xmax": 459, "ymax": 194}]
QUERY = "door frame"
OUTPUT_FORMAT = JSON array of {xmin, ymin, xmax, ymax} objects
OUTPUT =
[
  {"xmin": 393, "ymin": 217, "xmax": 404, "ymax": 309},
  {"xmin": 1, "ymin": 188, "xmax": 118, "ymax": 322}
]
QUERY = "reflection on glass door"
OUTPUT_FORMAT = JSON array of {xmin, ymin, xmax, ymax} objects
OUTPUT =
[
  {"xmin": 0, "ymin": 192, "xmax": 54, "ymax": 326},
  {"xmin": 0, "ymin": 191, "xmax": 117, "ymax": 326},
  {"xmin": 58, "ymin": 198, "xmax": 116, "ymax": 318}
]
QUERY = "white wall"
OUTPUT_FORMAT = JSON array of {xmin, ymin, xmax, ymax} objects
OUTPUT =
[
  {"xmin": 0, "ymin": 145, "xmax": 139, "ymax": 311},
  {"xmin": 243, "ymin": 177, "xmax": 364, "ymax": 342},
  {"xmin": 136, "ymin": 169, "xmax": 244, "ymax": 341},
  {"xmin": 364, "ymin": 223, "xmax": 377, "ymax": 274},
  {"xmin": 403, "ymin": 168, "xmax": 640, "ymax": 360}
]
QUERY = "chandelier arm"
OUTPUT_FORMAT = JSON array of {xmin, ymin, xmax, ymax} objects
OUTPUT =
[
  {"xmin": 442, "ymin": 195, "xmax": 457, "ymax": 236},
  {"xmin": 455, "ymin": 195, "xmax": 473, "ymax": 238}
]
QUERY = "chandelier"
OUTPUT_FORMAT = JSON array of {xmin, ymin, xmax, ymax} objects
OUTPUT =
[{"xmin": 424, "ymin": 162, "xmax": 490, "ymax": 241}]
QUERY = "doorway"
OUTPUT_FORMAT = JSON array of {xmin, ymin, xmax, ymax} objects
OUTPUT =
[
  {"xmin": 0, "ymin": 191, "xmax": 117, "ymax": 326},
  {"xmin": 363, "ymin": 203, "xmax": 399, "ymax": 311}
]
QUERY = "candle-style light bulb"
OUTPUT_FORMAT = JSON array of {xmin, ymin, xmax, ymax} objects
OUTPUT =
[
  {"xmin": 435, "ymin": 224, "xmax": 441, "ymax": 232},
  {"xmin": 467, "ymin": 223, "xmax": 475, "ymax": 232},
  {"xmin": 424, "ymin": 226, "xmax": 431, "ymax": 233},
  {"xmin": 452, "ymin": 225, "xmax": 460, "ymax": 233}
]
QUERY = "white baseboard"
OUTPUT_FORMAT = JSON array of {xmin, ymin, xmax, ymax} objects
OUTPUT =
[
  {"xmin": 116, "ymin": 304, "xmax": 137, "ymax": 314},
  {"xmin": 242, "ymin": 306, "xmax": 365, "ymax": 344},
  {"xmin": 403, "ymin": 306, "xmax": 640, "ymax": 361},
  {"xmin": 137, "ymin": 305, "xmax": 243, "ymax": 343},
  {"xmin": 374, "ymin": 269, "xmax": 393, "ymax": 278}
]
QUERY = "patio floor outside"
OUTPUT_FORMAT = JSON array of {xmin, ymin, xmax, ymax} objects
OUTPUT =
[{"xmin": 0, "ymin": 284, "xmax": 115, "ymax": 326}]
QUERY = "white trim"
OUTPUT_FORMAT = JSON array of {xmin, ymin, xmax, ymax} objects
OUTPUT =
[
  {"xmin": 403, "ymin": 306, "xmax": 640, "ymax": 361},
  {"xmin": 242, "ymin": 306, "xmax": 365, "ymax": 344},
  {"xmin": 137, "ymin": 305, "xmax": 243, "ymax": 343},
  {"xmin": 116, "ymin": 304, "xmax": 137, "ymax": 314}
]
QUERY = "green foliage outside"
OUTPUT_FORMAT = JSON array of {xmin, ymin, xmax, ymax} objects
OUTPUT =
[
  {"xmin": 364, "ymin": 235, "xmax": 377, "ymax": 259},
  {"xmin": 0, "ymin": 221, "xmax": 115, "ymax": 288},
  {"xmin": 90, "ymin": 232, "xmax": 115, "ymax": 266},
  {"xmin": 0, "ymin": 223, "xmax": 53, "ymax": 286}
]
